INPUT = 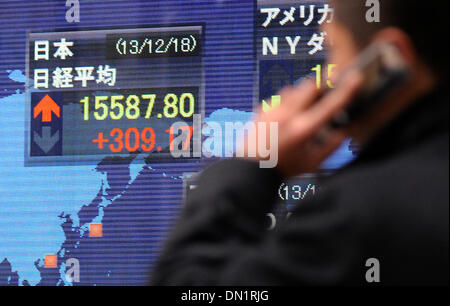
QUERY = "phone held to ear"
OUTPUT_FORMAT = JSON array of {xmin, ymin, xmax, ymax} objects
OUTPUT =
[{"xmin": 329, "ymin": 43, "xmax": 412, "ymax": 129}]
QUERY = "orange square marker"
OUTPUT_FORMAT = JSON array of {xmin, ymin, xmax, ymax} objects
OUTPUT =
[
  {"xmin": 90, "ymin": 223, "xmax": 103, "ymax": 237},
  {"xmin": 44, "ymin": 255, "xmax": 57, "ymax": 268}
]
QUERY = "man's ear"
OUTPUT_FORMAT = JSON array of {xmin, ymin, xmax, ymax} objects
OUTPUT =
[
  {"xmin": 371, "ymin": 27, "xmax": 437, "ymax": 89},
  {"xmin": 371, "ymin": 27, "xmax": 420, "ymax": 69}
]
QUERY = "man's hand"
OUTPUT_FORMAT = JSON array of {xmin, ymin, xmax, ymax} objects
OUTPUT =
[{"xmin": 242, "ymin": 72, "xmax": 363, "ymax": 177}]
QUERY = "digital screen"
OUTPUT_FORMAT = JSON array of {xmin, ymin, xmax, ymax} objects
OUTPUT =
[
  {"xmin": 0, "ymin": 0, "xmax": 354, "ymax": 286},
  {"xmin": 27, "ymin": 25, "xmax": 204, "ymax": 165}
]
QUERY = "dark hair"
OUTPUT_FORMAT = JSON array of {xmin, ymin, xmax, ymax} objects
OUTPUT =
[{"xmin": 333, "ymin": 0, "xmax": 449, "ymax": 82}]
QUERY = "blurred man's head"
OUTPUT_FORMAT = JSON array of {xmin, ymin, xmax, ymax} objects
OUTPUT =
[
  {"xmin": 328, "ymin": 0, "xmax": 448, "ymax": 84},
  {"xmin": 326, "ymin": 0, "xmax": 448, "ymax": 143},
  {"xmin": 333, "ymin": 0, "xmax": 449, "ymax": 78}
]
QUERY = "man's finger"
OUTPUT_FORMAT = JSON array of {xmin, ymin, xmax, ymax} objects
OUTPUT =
[
  {"xmin": 303, "ymin": 71, "xmax": 363, "ymax": 133},
  {"xmin": 278, "ymin": 78, "xmax": 321, "ymax": 112},
  {"xmin": 284, "ymin": 72, "xmax": 362, "ymax": 142}
]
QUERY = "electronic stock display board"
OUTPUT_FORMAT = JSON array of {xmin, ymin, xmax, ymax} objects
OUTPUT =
[{"xmin": 0, "ymin": 0, "xmax": 354, "ymax": 286}]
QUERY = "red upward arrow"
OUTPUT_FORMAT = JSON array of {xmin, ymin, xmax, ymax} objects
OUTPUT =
[{"xmin": 33, "ymin": 94, "xmax": 60, "ymax": 122}]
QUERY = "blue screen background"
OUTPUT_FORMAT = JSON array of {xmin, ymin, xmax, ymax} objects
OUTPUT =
[{"xmin": 0, "ymin": 0, "xmax": 351, "ymax": 285}]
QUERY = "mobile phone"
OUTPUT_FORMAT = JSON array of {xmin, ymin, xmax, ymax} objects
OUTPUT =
[{"xmin": 329, "ymin": 43, "xmax": 411, "ymax": 129}]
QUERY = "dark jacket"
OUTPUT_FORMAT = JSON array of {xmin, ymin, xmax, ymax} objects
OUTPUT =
[{"xmin": 151, "ymin": 88, "xmax": 449, "ymax": 286}]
